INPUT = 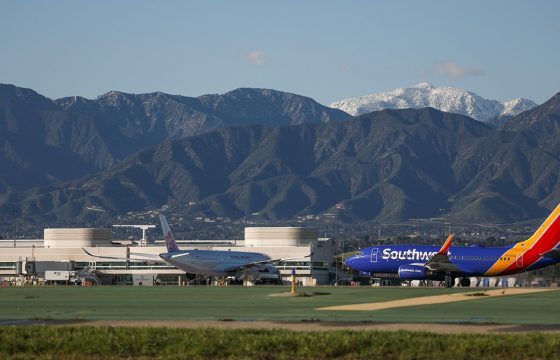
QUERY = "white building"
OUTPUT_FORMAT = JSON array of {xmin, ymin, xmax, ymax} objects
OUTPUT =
[{"xmin": 0, "ymin": 226, "xmax": 334, "ymax": 286}]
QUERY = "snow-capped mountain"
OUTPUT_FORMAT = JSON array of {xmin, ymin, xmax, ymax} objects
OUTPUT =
[{"xmin": 330, "ymin": 83, "xmax": 537, "ymax": 122}]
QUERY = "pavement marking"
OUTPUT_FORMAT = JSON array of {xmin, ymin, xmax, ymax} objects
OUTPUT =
[{"xmin": 317, "ymin": 288, "xmax": 556, "ymax": 311}]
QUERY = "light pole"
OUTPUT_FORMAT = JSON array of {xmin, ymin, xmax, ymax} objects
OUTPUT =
[
  {"xmin": 335, "ymin": 234, "xmax": 338, "ymax": 286},
  {"xmin": 439, "ymin": 208, "xmax": 445, "ymax": 239},
  {"xmin": 12, "ymin": 209, "xmax": 17, "ymax": 248}
]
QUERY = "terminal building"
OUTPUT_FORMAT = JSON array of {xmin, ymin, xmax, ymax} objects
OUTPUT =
[{"xmin": 0, "ymin": 226, "xmax": 334, "ymax": 286}]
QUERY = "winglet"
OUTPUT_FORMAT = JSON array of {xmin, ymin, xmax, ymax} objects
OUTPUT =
[
  {"xmin": 82, "ymin": 248, "xmax": 96, "ymax": 257},
  {"xmin": 437, "ymin": 234, "xmax": 454, "ymax": 255},
  {"xmin": 159, "ymin": 214, "xmax": 180, "ymax": 253},
  {"xmin": 82, "ymin": 248, "xmax": 123, "ymax": 261}
]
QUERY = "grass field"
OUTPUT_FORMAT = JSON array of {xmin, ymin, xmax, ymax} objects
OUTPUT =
[
  {"xmin": 2, "ymin": 327, "xmax": 560, "ymax": 360},
  {"xmin": 1, "ymin": 286, "xmax": 559, "ymax": 324}
]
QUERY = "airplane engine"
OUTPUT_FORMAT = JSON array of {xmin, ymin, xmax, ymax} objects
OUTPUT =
[
  {"xmin": 398, "ymin": 265, "xmax": 444, "ymax": 281},
  {"xmin": 398, "ymin": 265, "xmax": 426, "ymax": 280},
  {"xmin": 185, "ymin": 273, "xmax": 197, "ymax": 280}
]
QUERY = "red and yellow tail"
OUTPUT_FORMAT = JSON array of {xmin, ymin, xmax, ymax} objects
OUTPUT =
[{"xmin": 485, "ymin": 203, "xmax": 560, "ymax": 276}]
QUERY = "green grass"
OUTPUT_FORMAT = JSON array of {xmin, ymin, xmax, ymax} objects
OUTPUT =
[
  {"xmin": 0, "ymin": 286, "xmax": 559, "ymax": 324},
  {"xmin": 1, "ymin": 327, "xmax": 560, "ymax": 359},
  {"xmin": 372, "ymin": 290, "xmax": 560, "ymax": 324}
]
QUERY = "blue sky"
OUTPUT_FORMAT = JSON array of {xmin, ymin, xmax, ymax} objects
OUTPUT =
[{"xmin": 1, "ymin": 1, "xmax": 559, "ymax": 105}]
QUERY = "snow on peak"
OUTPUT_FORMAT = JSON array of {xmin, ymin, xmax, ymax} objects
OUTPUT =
[
  {"xmin": 330, "ymin": 84, "xmax": 537, "ymax": 122},
  {"xmin": 501, "ymin": 98, "xmax": 538, "ymax": 116},
  {"xmin": 414, "ymin": 82, "xmax": 435, "ymax": 89}
]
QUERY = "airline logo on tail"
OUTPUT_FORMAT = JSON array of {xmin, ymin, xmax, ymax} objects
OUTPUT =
[
  {"xmin": 164, "ymin": 231, "xmax": 177, "ymax": 252},
  {"xmin": 159, "ymin": 214, "xmax": 180, "ymax": 253},
  {"xmin": 485, "ymin": 203, "xmax": 560, "ymax": 276}
]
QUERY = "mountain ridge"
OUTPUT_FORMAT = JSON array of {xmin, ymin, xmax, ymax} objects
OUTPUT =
[
  {"xmin": 330, "ymin": 83, "xmax": 537, "ymax": 123},
  {"xmin": 1, "ymin": 83, "xmax": 560, "ymax": 226},
  {"xmin": 3, "ymin": 100, "xmax": 560, "ymax": 224},
  {"xmin": 0, "ymin": 83, "xmax": 353, "ymax": 192}
]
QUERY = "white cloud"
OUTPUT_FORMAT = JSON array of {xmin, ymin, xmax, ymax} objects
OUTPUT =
[
  {"xmin": 339, "ymin": 63, "xmax": 353, "ymax": 73},
  {"xmin": 246, "ymin": 50, "xmax": 266, "ymax": 65},
  {"xmin": 432, "ymin": 61, "xmax": 485, "ymax": 78}
]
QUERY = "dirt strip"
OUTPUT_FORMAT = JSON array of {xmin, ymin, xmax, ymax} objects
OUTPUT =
[
  {"xmin": 64, "ymin": 320, "xmax": 560, "ymax": 334},
  {"xmin": 318, "ymin": 288, "xmax": 556, "ymax": 311}
]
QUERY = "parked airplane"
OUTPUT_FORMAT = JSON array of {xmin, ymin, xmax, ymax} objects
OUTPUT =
[
  {"xmin": 84, "ymin": 214, "xmax": 306, "ymax": 283},
  {"xmin": 345, "ymin": 203, "xmax": 560, "ymax": 287}
]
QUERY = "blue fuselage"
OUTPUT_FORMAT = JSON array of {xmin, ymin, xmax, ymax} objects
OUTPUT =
[{"xmin": 345, "ymin": 245, "xmax": 558, "ymax": 277}]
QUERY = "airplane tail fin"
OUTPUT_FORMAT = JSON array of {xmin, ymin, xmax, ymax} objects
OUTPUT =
[
  {"xmin": 525, "ymin": 203, "xmax": 560, "ymax": 252},
  {"xmin": 159, "ymin": 214, "xmax": 179, "ymax": 253},
  {"xmin": 437, "ymin": 234, "xmax": 454, "ymax": 255}
]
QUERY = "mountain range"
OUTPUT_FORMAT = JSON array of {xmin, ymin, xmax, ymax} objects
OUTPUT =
[
  {"xmin": 0, "ymin": 83, "xmax": 559, "ymax": 225},
  {"xmin": 0, "ymin": 84, "xmax": 351, "ymax": 193},
  {"xmin": 329, "ymin": 83, "xmax": 537, "ymax": 124}
]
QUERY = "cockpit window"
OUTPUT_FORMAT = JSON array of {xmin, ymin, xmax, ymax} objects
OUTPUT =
[{"xmin": 356, "ymin": 251, "xmax": 365, "ymax": 257}]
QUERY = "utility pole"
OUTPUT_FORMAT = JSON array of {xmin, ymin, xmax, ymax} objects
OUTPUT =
[
  {"xmin": 334, "ymin": 233, "xmax": 338, "ymax": 286},
  {"xmin": 439, "ymin": 208, "xmax": 445, "ymax": 239},
  {"xmin": 12, "ymin": 209, "xmax": 17, "ymax": 248},
  {"xmin": 110, "ymin": 209, "xmax": 114, "ymax": 228}
]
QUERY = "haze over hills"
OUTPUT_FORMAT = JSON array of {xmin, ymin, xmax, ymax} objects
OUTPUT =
[{"xmin": 329, "ymin": 83, "xmax": 537, "ymax": 123}]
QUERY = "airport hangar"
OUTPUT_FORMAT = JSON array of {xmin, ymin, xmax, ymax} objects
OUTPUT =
[{"xmin": 0, "ymin": 226, "xmax": 334, "ymax": 286}]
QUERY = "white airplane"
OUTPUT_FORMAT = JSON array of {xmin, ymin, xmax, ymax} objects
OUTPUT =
[{"xmin": 84, "ymin": 214, "xmax": 309, "ymax": 282}]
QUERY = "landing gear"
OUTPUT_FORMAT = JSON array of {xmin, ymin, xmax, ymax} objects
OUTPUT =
[
  {"xmin": 185, "ymin": 273, "xmax": 197, "ymax": 281},
  {"xmin": 445, "ymin": 275, "xmax": 455, "ymax": 288},
  {"xmin": 459, "ymin": 277, "xmax": 471, "ymax": 287}
]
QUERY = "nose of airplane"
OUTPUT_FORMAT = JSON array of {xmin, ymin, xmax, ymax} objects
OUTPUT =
[{"xmin": 344, "ymin": 255, "xmax": 356, "ymax": 268}]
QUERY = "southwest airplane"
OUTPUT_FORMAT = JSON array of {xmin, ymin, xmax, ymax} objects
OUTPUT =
[
  {"xmin": 84, "ymin": 214, "xmax": 305, "ymax": 282},
  {"xmin": 344, "ymin": 203, "xmax": 560, "ymax": 287}
]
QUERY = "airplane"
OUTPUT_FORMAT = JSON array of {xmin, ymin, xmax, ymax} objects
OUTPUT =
[
  {"xmin": 84, "ymin": 214, "xmax": 307, "ymax": 283},
  {"xmin": 344, "ymin": 203, "xmax": 560, "ymax": 287}
]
